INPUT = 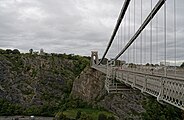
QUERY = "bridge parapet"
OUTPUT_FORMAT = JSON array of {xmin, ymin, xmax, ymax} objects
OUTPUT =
[{"xmin": 92, "ymin": 64, "xmax": 184, "ymax": 110}]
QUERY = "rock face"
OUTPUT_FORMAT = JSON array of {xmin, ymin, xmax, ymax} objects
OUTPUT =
[
  {"xmin": 71, "ymin": 67, "xmax": 106, "ymax": 103},
  {"xmin": 98, "ymin": 92, "xmax": 145, "ymax": 119},
  {"xmin": 0, "ymin": 53, "xmax": 88, "ymax": 106},
  {"xmin": 71, "ymin": 67, "xmax": 145, "ymax": 119}
]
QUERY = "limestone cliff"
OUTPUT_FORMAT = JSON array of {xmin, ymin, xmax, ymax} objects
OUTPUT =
[
  {"xmin": 71, "ymin": 67, "xmax": 106, "ymax": 103},
  {"xmin": 0, "ymin": 53, "xmax": 89, "ymax": 106},
  {"xmin": 71, "ymin": 67, "xmax": 145, "ymax": 119}
]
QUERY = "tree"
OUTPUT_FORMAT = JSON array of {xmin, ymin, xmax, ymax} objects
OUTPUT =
[
  {"xmin": 142, "ymin": 97, "xmax": 182, "ymax": 120},
  {"xmin": 12, "ymin": 49, "xmax": 20, "ymax": 54},
  {"xmin": 180, "ymin": 62, "xmax": 184, "ymax": 68},
  {"xmin": 29, "ymin": 49, "xmax": 33, "ymax": 54},
  {"xmin": 0, "ymin": 49, "xmax": 6, "ymax": 54},
  {"xmin": 5, "ymin": 49, "xmax": 12, "ymax": 54}
]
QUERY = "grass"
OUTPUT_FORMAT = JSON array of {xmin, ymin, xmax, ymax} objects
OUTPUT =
[{"xmin": 63, "ymin": 108, "xmax": 114, "ymax": 120}]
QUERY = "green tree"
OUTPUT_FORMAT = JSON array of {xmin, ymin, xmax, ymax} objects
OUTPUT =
[
  {"xmin": 12, "ymin": 49, "xmax": 20, "ymax": 54},
  {"xmin": 5, "ymin": 49, "xmax": 12, "ymax": 54},
  {"xmin": 29, "ymin": 49, "xmax": 33, "ymax": 54},
  {"xmin": 0, "ymin": 49, "xmax": 6, "ymax": 54},
  {"xmin": 142, "ymin": 97, "xmax": 182, "ymax": 120}
]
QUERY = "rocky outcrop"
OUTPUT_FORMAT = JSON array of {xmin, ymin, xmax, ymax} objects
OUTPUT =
[
  {"xmin": 71, "ymin": 67, "xmax": 106, "ymax": 103},
  {"xmin": 71, "ymin": 67, "xmax": 145, "ymax": 119},
  {"xmin": 0, "ymin": 53, "xmax": 88, "ymax": 106}
]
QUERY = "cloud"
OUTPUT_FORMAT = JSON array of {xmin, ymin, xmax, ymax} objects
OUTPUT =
[{"xmin": 0, "ymin": 0, "xmax": 183, "ymax": 65}]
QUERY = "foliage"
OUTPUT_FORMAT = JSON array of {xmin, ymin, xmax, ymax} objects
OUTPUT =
[
  {"xmin": 98, "ymin": 113, "xmax": 116, "ymax": 120},
  {"xmin": 142, "ymin": 97, "xmax": 183, "ymax": 120},
  {"xmin": 146, "ymin": 63, "xmax": 150, "ymax": 66},
  {"xmin": 61, "ymin": 108, "xmax": 115, "ymax": 120},
  {"xmin": 55, "ymin": 112, "xmax": 67, "ymax": 120},
  {"xmin": 0, "ymin": 99, "xmax": 23, "ymax": 116},
  {"xmin": 5, "ymin": 49, "xmax": 13, "ymax": 54},
  {"xmin": 0, "ymin": 49, "xmax": 6, "ymax": 54},
  {"xmin": 0, "ymin": 49, "xmax": 92, "ymax": 117},
  {"xmin": 0, "ymin": 98, "xmax": 59, "ymax": 116},
  {"xmin": 29, "ymin": 49, "xmax": 33, "ymax": 54},
  {"xmin": 12, "ymin": 49, "xmax": 20, "ymax": 54},
  {"xmin": 98, "ymin": 113, "xmax": 107, "ymax": 120},
  {"xmin": 76, "ymin": 110, "xmax": 82, "ymax": 119},
  {"xmin": 72, "ymin": 55, "xmax": 90, "ymax": 76}
]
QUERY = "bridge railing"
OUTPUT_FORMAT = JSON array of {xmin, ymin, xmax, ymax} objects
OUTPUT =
[{"xmin": 92, "ymin": 65, "xmax": 184, "ymax": 110}]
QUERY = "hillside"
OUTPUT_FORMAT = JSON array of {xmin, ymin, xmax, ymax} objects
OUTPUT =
[
  {"xmin": 0, "ymin": 49, "xmax": 90, "ymax": 116},
  {"xmin": 0, "ymin": 49, "xmax": 183, "ymax": 120}
]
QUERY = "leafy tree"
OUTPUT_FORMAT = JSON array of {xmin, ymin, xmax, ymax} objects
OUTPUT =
[
  {"xmin": 29, "ymin": 49, "xmax": 33, "ymax": 54},
  {"xmin": 5, "ymin": 49, "xmax": 12, "ymax": 54},
  {"xmin": 142, "ymin": 97, "xmax": 182, "ymax": 120},
  {"xmin": 0, "ymin": 49, "xmax": 6, "ymax": 54},
  {"xmin": 12, "ymin": 49, "xmax": 20, "ymax": 54}
]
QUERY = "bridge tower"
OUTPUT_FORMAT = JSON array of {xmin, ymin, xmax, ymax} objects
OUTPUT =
[{"xmin": 91, "ymin": 51, "xmax": 99, "ymax": 66}]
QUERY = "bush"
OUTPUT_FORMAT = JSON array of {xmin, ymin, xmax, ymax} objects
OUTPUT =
[
  {"xmin": 98, "ymin": 113, "xmax": 107, "ymax": 120},
  {"xmin": 107, "ymin": 116, "xmax": 116, "ymax": 120},
  {"xmin": 142, "ymin": 97, "xmax": 182, "ymax": 120},
  {"xmin": 76, "ymin": 110, "xmax": 81, "ymax": 119},
  {"xmin": 55, "ymin": 112, "xmax": 67, "ymax": 120},
  {"xmin": 78, "ymin": 112, "xmax": 93, "ymax": 120}
]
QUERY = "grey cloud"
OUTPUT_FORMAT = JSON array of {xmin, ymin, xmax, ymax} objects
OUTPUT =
[{"xmin": 0, "ymin": 0, "xmax": 183, "ymax": 64}]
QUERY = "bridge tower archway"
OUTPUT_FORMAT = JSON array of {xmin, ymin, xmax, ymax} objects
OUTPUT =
[{"xmin": 91, "ymin": 51, "xmax": 99, "ymax": 66}]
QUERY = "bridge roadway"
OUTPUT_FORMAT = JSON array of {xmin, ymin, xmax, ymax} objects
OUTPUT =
[{"xmin": 92, "ymin": 65, "xmax": 184, "ymax": 110}]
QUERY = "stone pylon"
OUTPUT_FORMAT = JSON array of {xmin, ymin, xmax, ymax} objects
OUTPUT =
[{"xmin": 91, "ymin": 51, "xmax": 99, "ymax": 66}]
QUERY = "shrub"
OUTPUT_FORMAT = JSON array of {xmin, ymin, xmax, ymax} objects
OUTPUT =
[{"xmin": 98, "ymin": 113, "xmax": 107, "ymax": 120}]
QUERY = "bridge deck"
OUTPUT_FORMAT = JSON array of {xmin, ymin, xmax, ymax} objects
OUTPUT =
[{"xmin": 92, "ymin": 65, "xmax": 184, "ymax": 110}]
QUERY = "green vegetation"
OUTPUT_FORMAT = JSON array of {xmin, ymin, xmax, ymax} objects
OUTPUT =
[
  {"xmin": 0, "ymin": 49, "xmax": 20, "ymax": 54},
  {"xmin": 0, "ymin": 49, "xmax": 91, "ymax": 117},
  {"xmin": 142, "ymin": 97, "xmax": 183, "ymax": 120},
  {"xmin": 0, "ymin": 98, "xmax": 58, "ymax": 116},
  {"xmin": 54, "ymin": 108, "xmax": 115, "ymax": 120},
  {"xmin": 1, "ymin": 48, "xmax": 183, "ymax": 119},
  {"xmin": 0, "ymin": 99, "xmax": 23, "ymax": 116}
]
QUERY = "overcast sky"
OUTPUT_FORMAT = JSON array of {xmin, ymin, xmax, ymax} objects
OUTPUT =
[{"xmin": 0, "ymin": 0, "xmax": 183, "ymax": 64}]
